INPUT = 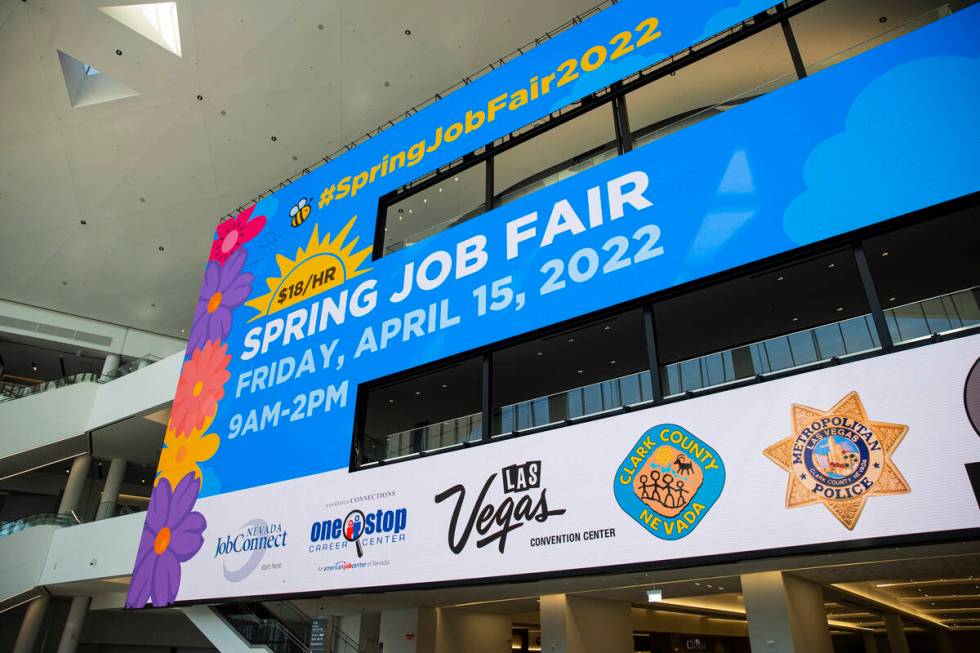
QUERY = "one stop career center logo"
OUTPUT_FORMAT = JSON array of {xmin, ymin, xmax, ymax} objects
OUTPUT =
[{"xmin": 308, "ymin": 506, "xmax": 409, "ymax": 557}]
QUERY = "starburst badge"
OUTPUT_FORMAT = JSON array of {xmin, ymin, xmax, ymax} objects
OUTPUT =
[
  {"xmin": 245, "ymin": 216, "xmax": 371, "ymax": 320},
  {"xmin": 763, "ymin": 391, "xmax": 910, "ymax": 530}
]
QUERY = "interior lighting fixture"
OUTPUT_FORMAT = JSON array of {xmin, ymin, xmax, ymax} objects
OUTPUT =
[
  {"xmin": 32, "ymin": 361, "xmax": 38, "ymax": 372},
  {"xmin": 777, "ymin": 276, "xmax": 784, "ymax": 281},
  {"xmin": 646, "ymin": 589, "xmax": 663, "ymax": 603},
  {"xmin": 827, "ymin": 263, "xmax": 836, "ymax": 269}
]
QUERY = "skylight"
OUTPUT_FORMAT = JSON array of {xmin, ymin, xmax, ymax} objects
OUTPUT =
[{"xmin": 99, "ymin": 2, "xmax": 182, "ymax": 58}]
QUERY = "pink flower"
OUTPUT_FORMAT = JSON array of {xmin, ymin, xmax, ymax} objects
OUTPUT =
[{"xmin": 209, "ymin": 205, "xmax": 265, "ymax": 264}]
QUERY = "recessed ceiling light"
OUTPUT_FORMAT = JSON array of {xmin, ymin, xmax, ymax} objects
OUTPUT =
[
  {"xmin": 404, "ymin": 29, "xmax": 412, "ymax": 35},
  {"xmin": 610, "ymin": 360, "xmax": 616, "ymax": 364},
  {"xmin": 80, "ymin": 219, "xmax": 87, "ymax": 225},
  {"xmin": 827, "ymin": 263, "xmax": 835, "ymax": 269},
  {"xmin": 158, "ymin": 246, "xmax": 165, "ymax": 251},
  {"xmin": 836, "ymin": 307, "xmax": 843, "ymax": 312},
  {"xmin": 115, "ymin": 49, "xmax": 123, "ymax": 56},
  {"xmin": 577, "ymin": 369, "xmax": 583, "ymax": 374},
  {"xmin": 776, "ymin": 276, "xmax": 784, "ymax": 281},
  {"xmin": 438, "ymin": 187, "xmax": 443, "ymax": 192},
  {"xmin": 423, "ymin": 198, "xmax": 427, "ymax": 203},
  {"xmin": 536, "ymin": 352, "xmax": 543, "ymax": 356},
  {"xmin": 792, "ymin": 317, "xmax": 799, "ymax": 322},
  {"xmin": 441, "ymin": 384, "xmax": 447, "ymax": 388},
  {"xmin": 388, "ymin": 399, "xmax": 394, "ymax": 404},
  {"xmin": 604, "ymin": 325, "xmax": 611, "ymax": 330},
  {"xmin": 454, "ymin": 176, "xmax": 459, "ymax": 181},
  {"xmin": 882, "ymin": 251, "xmax": 889, "ymax": 257},
  {"xmin": 568, "ymin": 338, "xmax": 575, "ymax": 343},
  {"xmin": 415, "ymin": 391, "xmax": 421, "ymax": 396}
]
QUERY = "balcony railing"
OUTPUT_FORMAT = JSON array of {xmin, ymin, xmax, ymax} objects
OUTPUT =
[
  {"xmin": 662, "ymin": 314, "xmax": 881, "ymax": 397},
  {"xmin": 494, "ymin": 369, "xmax": 653, "ymax": 435},
  {"xmin": 359, "ymin": 288, "xmax": 979, "ymax": 466},
  {"xmin": 0, "ymin": 512, "xmax": 82, "ymax": 539},
  {"xmin": 662, "ymin": 287, "xmax": 980, "ymax": 397},
  {"xmin": 0, "ymin": 354, "xmax": 163, "ymax": 404},
  {"xmin": 884, "ymin": 286, "xmax": 980, "ymax": 345},
  {"xmin": 362, "ymin": 412, "xmax": 483, "ymax": 464}
]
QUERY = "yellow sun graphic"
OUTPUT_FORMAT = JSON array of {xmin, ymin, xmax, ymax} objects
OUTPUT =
[
  {"xmin": 245, "ymin": 216, "xmax": 371, "ymax": 320},
  {"xmin": 652, "ymin": 446, "xmax": 675, "ymax": 467}
]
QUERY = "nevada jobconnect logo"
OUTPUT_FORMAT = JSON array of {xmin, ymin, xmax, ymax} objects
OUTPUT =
[{"xmin": 214, "ymin": 519, "xmax": 288, "ymax": 582}]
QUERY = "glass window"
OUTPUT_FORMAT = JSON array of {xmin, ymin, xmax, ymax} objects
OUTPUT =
[
  {"xmin": 626, "ymin": 25, "xmax": 796, "ymax": 149},
  {"xmin": 491, "ymin": 310, "xmax": 649, "ymax": 434},
  {"xmin": 493, "ymin": 104, "xmax": 617, "ymax": 206},
  {"xmin": 382, "ymin": 162, "xmax": 486, "ymax": 255},
  {"xmin": 864, "ymin": 204, "xmax": 980, "ymax": 344},
  {"xmin": 656, "ymin": 251, "xmax": 875, "ymax": 396},
  {"xmin": 790, "ymin": 0, "xmax": 963, "ymax": 75},
  {"xmin": 361, "ymin": 358, "xmax": 482, "ymax": 464}
]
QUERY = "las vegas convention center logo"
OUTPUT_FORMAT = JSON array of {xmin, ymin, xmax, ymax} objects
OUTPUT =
[
  {"xmin": 764, "ymin": 391, "xmax": 910, "ymax": 530},
  {"xmin": 614, "ymin": 424, "xmax": 725, "ymax": 540}
]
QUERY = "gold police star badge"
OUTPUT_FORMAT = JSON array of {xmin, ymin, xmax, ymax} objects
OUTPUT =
[{"xmin": 763, "ymin": 391, "xmax": 910, "ymax": 530}]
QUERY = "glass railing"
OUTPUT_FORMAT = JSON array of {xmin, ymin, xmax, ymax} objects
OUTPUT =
[
  {"xmin": 362, "ymin": 412, "xmax": 483, "ymax": 464},
  {"xmin": 663, "ymin": 315, "xmax": 881, "ymax": 397},
  {"xmin": 884, "ymin": 287, "xmax": 980, "ymax": 345},
  {"xmin": 494, "ymin": 369, "xmax": 654, "ymax": 435},
  {"xmin": 662, "ymin": 287, "xmax": 980, "ymax": 396},
  {"xmin": 361, "ymin": 288, "xmax": 979, "ymax": 464},
  {"xmin": 0, "ymin": 354, "xmax": 164, "ymax": 404},
  {"xmin": 0, "ymin": 512, "xmax": 82, "ymax": 539}
]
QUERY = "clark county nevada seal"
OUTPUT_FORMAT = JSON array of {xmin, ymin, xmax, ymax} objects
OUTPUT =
[
  {"xmin": 614, "ymin": 424, "xmax": 725, "ymax": 540},
  {"xmin": 764, "ymin": 391, "xmax": 910, "ymax": 530}
]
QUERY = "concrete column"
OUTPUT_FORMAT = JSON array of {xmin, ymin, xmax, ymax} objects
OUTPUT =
[
  {"xmin": 101, "ymin": 353, "xmax": 121, "ymax": 380},
  {"xmin": 58, "ymin": 454, "xmax": 92, "ymax": 516},
  {"xmin": 435, "ymin": 608, "xmax": 512, "ymax": 653},
  {"xmin": 378, "ymin": 608, "xmax": 436, "ymax": 653},
  {"xmin": 95, "ymin": 457, "xmax": 127, "ymax": 520},
  {"xmin": 884, "ymin": 614, "xmax": 910, "ymax": 653},
  {"xmin": 741, "ymin": 571, "xmax": 833, "ymax": 653},
  {"xmin": 935, "ymin": 629, "xmax": 953, "ymax": 653},
  {"xmin": 55, "ymin": 596, "xmax": 91, "ymax": 653},
  {"xmin": 540, "ymin": 594, "xmax": 633, "ymax": 653},
  {"xmin": 861, "ymin": 632, "xmax": 878, "ymax": 653},
  {"xmin": 13, "ymin": 594, "xmax": 49, "ymax": 653}
]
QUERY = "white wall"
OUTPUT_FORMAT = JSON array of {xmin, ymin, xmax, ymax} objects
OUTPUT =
[
  {"xmin": 0, "ymin": 524, "xmax": 56, "ymax": 607},
  {"xmin": 0, "ymin": 382, "xmax": 96, "ymax": 462},
  {"xmin": 86, "ymin": 350, "xmax": 181, "ymax": 428},
  {"xmin": 40, "ymin": 512, "xmax": 144, "ymax": 586},
  {"xmin": 435, "ymin": 608, "xmax": 512, "ymax": 653},
  {"xmin": 379, "ymin": 608, "xmax": 436, "ymax": 653}
]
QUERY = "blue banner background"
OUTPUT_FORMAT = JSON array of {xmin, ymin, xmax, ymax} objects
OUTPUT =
[{"xmin": 199, "ymin": 4, "xmax": 980, "ymax": 498}]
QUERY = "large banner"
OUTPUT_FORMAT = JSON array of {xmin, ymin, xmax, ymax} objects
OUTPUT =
[
  {"xmin": 127, "ymin": 2, "xmax": 980, "ymax": 608},
  {"xmin": 180, "ymin": 336, "xmax": 980, "ymax": 602}
]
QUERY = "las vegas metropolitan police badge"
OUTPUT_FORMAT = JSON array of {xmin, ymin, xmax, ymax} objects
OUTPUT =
[{"xmin": 764, "ymin": 391, "xmax": 910, "ymax": 530}]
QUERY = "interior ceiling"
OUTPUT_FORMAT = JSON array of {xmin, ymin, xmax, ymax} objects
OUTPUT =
[{"xmin": 0, "ymin": 0, "xmax": 601, "ymax": 336}]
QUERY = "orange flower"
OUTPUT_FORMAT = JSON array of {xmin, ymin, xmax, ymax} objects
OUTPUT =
[{"xmin": 169, "ymin": 340, "xmax": 230, "ymax": 437}]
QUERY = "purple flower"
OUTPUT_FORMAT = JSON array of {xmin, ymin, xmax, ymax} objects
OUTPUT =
[
  {"xmin": 187, "ymin": 248, "xmax": 253, "ymax": 355},
  {"xmin": 126, "ymin": 474, "xmax": 206, "ymax": 608}
]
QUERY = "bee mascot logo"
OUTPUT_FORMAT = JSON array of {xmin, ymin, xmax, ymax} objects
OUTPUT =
[{"xmin": 614, "ymin": 424, "xmax": 725, "ymax": 540}]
